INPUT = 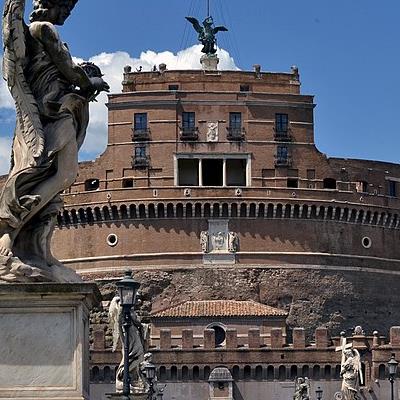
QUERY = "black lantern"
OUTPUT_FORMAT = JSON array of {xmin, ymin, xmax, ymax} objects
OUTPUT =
[
  {"xmin": 315, "ymin": 387, "xmax": 323, "ymax": 400},
  {"xmin": 388, "ymin": 354, "xmax": 398, "ymax": 400},
  {"xmin": 145, "ymin": 361, "xmax": 156, "ymax": 381},
  {"xmin": 116, "ymin": 270, "xmax": 140, "ymax": 307},
  {"xmin": 388, "ymin": 354, "xmax": 399, "ymax": 377}
]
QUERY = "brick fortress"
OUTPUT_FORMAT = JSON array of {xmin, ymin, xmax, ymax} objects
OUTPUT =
[{"xmin": 2, "ymin": 63, "xmax": 400, "ymax": 399}]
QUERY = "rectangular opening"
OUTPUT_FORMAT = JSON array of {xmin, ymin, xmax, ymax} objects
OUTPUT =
[
  {"xmin": 275, "ymin": 113, "xmax": 288, "ymax": 132},
  {"xmin": 240, "ymin": 84, "xmax": 250, "ymax": 92},
  {"xmin": 178, "ymin": 159, "xmax": 199, "ymax": 186},
  {"xmin": 389, "ymin": 180, "xmax": 397, "ymax": 197},
  {"xmin": 287, "ymin": 178, "xmax": 298, "ymax": 188},
  {"xmin": 182, "ymin": 112, "xmax": 195, "ymax": 129},
  {"xmin": 307, "ymin": 169, "xmax": 316, "ymax": 180},
  {"xmin": 122, "ymin": 178, "xmax": 134, "ymax": 188},
  {"xmin": 169, "ymin": 84, "xmax": 179, "ymax": 91},
  {"xmin": 134, "ymin": 113, "xmax": 147, "ymax": 131},
  {"xmin": 202, "ymin": 159, "xmax": 223, "ymax": 186},
  {"xmin": 226, "ymin": 159, "xmax": 247, "ymax": 186}
]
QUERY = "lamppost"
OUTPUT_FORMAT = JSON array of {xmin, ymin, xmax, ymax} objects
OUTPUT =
[
  {"xmin": 144, "ymin": 361, "xmax": 156, "ymax": 399},
  {"xmin": 116, "ymin": 270, "xmax": 141, "ymax": 399},
  {"xmin": 388, "ymin": 353, "xmax": 398, "ymax": 400},
  {"xmin": 315, "ymin": 386, "xmax": 323, "ymax": 400}
]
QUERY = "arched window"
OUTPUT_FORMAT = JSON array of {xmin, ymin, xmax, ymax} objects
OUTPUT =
[
  {"xmin": 182, "ymin": 366, "xmax": 189, "ymax": 381},
  {"xmin": 193, "ymin": 366, "xmax": 200, "ymax": 380},
  {"xmin": 313, "ymin": 365, "xmax": 320, "ymax": 379},
  {"xmin": 290, "ymin": 365, "xmax": 298, "ymax": 379},
  {"xmin": 232, "ymin": 365, "xmax": 240, "ymax": 380},
  {"xmin": 159, "ymin": 366, "xmax": 167, "ymax": 381},
  {"xmin": 302, "ymin": 365, "xmax": 310, "ymax": 377},
  {"xmin": 267, "ymin": 365, "xmax": 274, "ymax": 381},
  {"xmin": 243, "ymin": 365, "xmax": 251, "ymax": 380},
  {"xmin": 203, "ymin": 366, "xmax": 211, "ymax": 380},
  {"xmin": 255, "ymin": 365, "xmax": 263, "ymax": 380},
  {"xmin": 103, "ymin": 366, "xmax": 112, "ymax": 383},
  {"xmin": 91, "ymin": 366, "xmax": 100, "ymax": 383},
  {"xmin": 170, "ymin": 366, "xmax": 178, "ymax": 380},
  {"xmin": 278, "ymin": 365, "xmax": 286, "ymax": 380},
  {"xmin": 324, "ymin": 365, "xmax": 332, "ymax": 380},
  {"xmin": 207, "ymin": 323, "xmax": 226, "ymax": 347},
  {"xmin": 378, "ymin": 364, "xmax": 386, "ymax": 380},
  {"xmin": 334, "ymin": 365, "xmax": 341, "ymax": 379}
]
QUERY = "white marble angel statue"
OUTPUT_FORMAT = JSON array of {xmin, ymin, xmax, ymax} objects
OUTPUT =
[
  {"xmin": 0, "ymin": 0, "xmax": 109, "ymax": 282},
  {"xmin": 293, "ymin": 377, "xmax": 310, "ymax": 400},
  {"xmin": 109, "ymin": 295, "xmax": 149, "ymax": 394},
  {"xmin": 340, "ymin": 349, "xmax": 362, "ymax": 400}
]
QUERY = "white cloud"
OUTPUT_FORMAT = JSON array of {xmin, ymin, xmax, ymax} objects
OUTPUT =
[
  {"xmin": 0, "ymin": 45, "xmax": 239, "ymax": 163},
  {"xmin": 0, "ymin": 136, "xmax": 12, "ymax": 175}
]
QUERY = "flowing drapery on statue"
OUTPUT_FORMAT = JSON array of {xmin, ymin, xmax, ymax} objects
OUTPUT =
[
  {"xmin": 109, "ymin": 295, "xmax": 150, "ymax": 394},
  {"xmin": 0, "ymin": 0, "xmax": 109, "ymax": 282},
  {"xmin": 340, "ymin": 349, "xmax": 362, "ymax": 400}
]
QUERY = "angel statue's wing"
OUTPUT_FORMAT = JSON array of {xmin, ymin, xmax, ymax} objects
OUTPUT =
[
  {"xmin": 108, "ymin": 296, "xmax": 121, "ymax": 352},
  {"xmin": 2, "ymin": 0, "xmax": 44, "ymax": 166},
  {"xmin": 185, "ymin": 17, "xmax": 203, "ymax": 34},
  {"xmin": 353, "ymin": 349, "xmax": 364, "ymax": 385},
  {"xmin": 213, "ymin": 25, "xmax": 228, "ymax": 34}
]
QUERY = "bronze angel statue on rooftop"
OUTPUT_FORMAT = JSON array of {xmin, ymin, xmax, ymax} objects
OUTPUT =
[
  {"xmin": 185, "ymin": 16, "xmax": 228, "ymax": 55},
  {"xmin": 0, "ymin": 0, "xmax": 109, "ymax": 282}
]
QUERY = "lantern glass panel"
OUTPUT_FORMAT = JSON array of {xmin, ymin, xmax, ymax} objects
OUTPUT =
[
  {"xmin": 146, "ymin": 364, "xmax": 156, "ymax": 379},
  {"xmin": 118, "ymin": 286, "xmax": 136, "ymax": 306}
]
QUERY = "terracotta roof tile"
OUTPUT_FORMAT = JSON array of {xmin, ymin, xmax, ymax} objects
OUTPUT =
[{"xmin": 151, "ymin": 300, "xmax": 288, "ymax": 319}]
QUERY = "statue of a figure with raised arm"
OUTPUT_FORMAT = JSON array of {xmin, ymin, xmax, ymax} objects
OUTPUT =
[{"xmin": 0, "ymin": 0, "xmax": 109, "ymax": 282}]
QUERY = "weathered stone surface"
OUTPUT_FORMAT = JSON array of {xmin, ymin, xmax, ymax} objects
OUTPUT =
[
  {"xmin": 92, "ymin": 267, "xmax": 400, "ymax": 338},
  {"xmin": 0, "ymin": 283, "xmax": 100, "ymax": 399}
]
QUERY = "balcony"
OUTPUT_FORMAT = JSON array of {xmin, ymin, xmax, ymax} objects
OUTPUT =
[
  {"xmin": 132, "ymin": 128, "xmax": 150, "ymax": 141},
  {"xmin": 274, "ymin": 128, "xmax": 292, "ymax": 142},
  {"xmin": 180, "ymin": 126, "xmax": 199, "ymax": 141},
  {"xmin": 132, "ymin": 155, "xmax": 149, "ymax": 168},
  {"xmin": 227, "ymin": 126, "xmax": 245, "ymax": 141},
  {"xmin": 274, "ymin": 155, "xmax": 292, "ymax": 167}
]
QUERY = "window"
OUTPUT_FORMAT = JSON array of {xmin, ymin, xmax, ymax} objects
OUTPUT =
[
  {"xmin": 307, "ymin": 169, "xmax": 316, "ymax": 180},
  {"xmin": 178, "ymin": 159, "xmax": 199, "ymax": 186},
  {"xmin": 287, "ymin": 178, "xmax": 298, "ymax": 188},
  {"xmin": 207, "ymin": 324, "xmax": 226, "ymax": 347},
  {"xmin": 389, "ymin": 180, "xmax": 397, "ymax": 197},
  {"xmin": 226, "ymin": 159, "xmax": 247, "ymax": 186},
  {"xmin": 134, "ymin": 113, "xmax": 147, "ymax": 131},
  {"xmin": 323, "ymin": 178, "xmax": 337, "ymax": 189},
  {"xmin": 177, "ymin": 156, "xmax": 248, "ymax": 187},
  {"xmin": 181, "ymin": 112, "xmax": 198, "ymax": 139},
  {"xmin": 182, "ymin": 112, "xmax": 195, "ymax": 129},
  {"xmin": 135, "ymin": 146, "xmax": 146, "ymax": 158},
  {"xmin": 84, "ymin": 178, "xmax": 100, "ymax": 191},
  {"xmin": 275, "ymin": 113, "xmax": 289, "ymax": 132},
  {"xmin": 122, "ymin": 178, "xmax": 134, "ymax": 188},
  {"xmin": 240, "ymin": 84, "xmax": 250, "ymax": 92},
  {"xmin": 228, "ymin": 112, "xmax": 244, "ymax": 140},
  {"xmin": 275, "ymin": 145, "xmax": 290, "ymax": 166},
  {"xmin": 229, "ymin": 112, "xmax": 242, "ymax": 129},
  {"xmin": 356, "ymin": 181, "xmax": 368, "ymax": 193},
  {"xmin": 202, "ymin": 159, "xmax": 223, "ymax": 186},
  {"xmin": 169, "ymin": 84, "xmax": 179, "ymax": 91},
  {"xmin": 133, "ymin": 145, "xmax": 148, "ymax": 168}
]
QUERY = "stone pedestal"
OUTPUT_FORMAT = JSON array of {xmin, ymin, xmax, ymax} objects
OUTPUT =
[
  {"xmin": 107, "ymin": 393, "xmax": 148, "ymax": 400},
  {"xmin": 0, "ymin": 283, "xmax": 101, "ymax": 400},
  {"xmin": 201, "ymin": 54, "xmax": 219, "ymax": 71}
]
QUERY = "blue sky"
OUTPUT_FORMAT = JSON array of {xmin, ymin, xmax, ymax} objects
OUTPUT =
[{"xmin": 0, "ymin": 0, "xmax": 399, "ymax": 173}]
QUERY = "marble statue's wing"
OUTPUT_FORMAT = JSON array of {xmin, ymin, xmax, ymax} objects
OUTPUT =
[
  {"xmin": 2, "ymin": 0, "xmax": 44, "ymax": 164},
  {"xmin": 108, "ymin": 296, "xmax": 121, "ymax": 352},
  {"xmin": 185, "ymin": 17, "xmax": 203, "ymax": 33},
  {"xmin": 213, "ymin": 25, "xmax": 229, "ymax": 34}
]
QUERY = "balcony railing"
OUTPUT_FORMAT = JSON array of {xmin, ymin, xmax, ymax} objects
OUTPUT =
[
  {"xmin": 274, "ymin": 155, "xmax": 292, "ymax": 167},
  {"xmin": 132, "ymin": 128, "xmax": 151, "ymax": 141},
  {"xmin": 180, "ymin": 126, "xmax": 199, "ymax": 140},
  {"xmin": 132, "ymin": 155, "xmax": 149, "ymax": 168},
  {"xmin": 274, "ymin": 126, "xmax": 292, "ymax": 142},
  {"xmin": 227, "ymin": 126, "xmax": 245, "ymax": 141}
]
